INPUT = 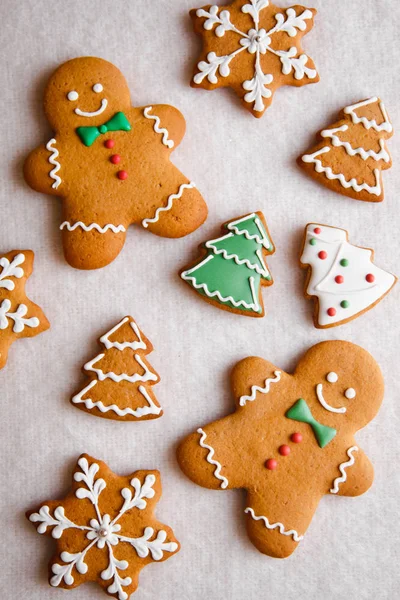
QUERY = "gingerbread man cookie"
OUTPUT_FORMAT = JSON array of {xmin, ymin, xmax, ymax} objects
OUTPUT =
[
  {"xmin": 0, "ymin": 250, "xmax": 49, "ymax": 369},
  {"xmin": 27, "ymin": 455, "xmax": 180, "ymax": 599},
  {"xmin": 24, "ymin": 57, "xmax": 208, "ymax": 269},
  {"xmin": 190, "ymin": 1, "xmax": 319, "ymax": 117},
  {"xmin": 177, "ymin": 341, "xmax": 383, "ymax": 558}
]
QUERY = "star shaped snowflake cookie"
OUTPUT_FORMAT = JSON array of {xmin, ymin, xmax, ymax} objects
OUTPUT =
[
  {"xmin": 27, "ymin": 455, "xmax": 180, "ymax": 599},
  {"xmin": 190, "ymin": 0, "xmax": 319, "ymax": 117}
]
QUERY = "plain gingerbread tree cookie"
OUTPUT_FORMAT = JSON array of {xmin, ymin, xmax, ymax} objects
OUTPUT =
[
  {"xmin": 24, "ymin": 57, "xmax": 208, "ymax": 270},
  {"xmin": 177, "ymin": 341, "xmax": 384, "ymax": 558}
]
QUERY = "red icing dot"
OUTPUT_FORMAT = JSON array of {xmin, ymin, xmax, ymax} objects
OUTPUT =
[
  {"xmin": 110, "ymin": 154, "xmax": 121, "ymax": 164},
  {"xmin": 265, "ymin": 458, "xmax": 277, "ymax": 470},
  {"xmin": 117, "ymin": 170, "xmax": 128, "ymax": 180},
  {"xmin": 314, "ymin": 227, "xmax": 321, "ymax": 234},
  {"xmin": 335, "ymin": 275, "xmax": 344, "ymax": 284},
  {"xmin": 279, "ymin": 445, "xmax": 290, "ymax": 456},
  {"xmin": 291, "ymin": 432, "xmax": 302, "ymax": 444},
  {"xmin": 366, "ymin": 273, "xmax": 375, "ymax": 283},
  {"xmin": 318, "ymin": 251, "xmax": 327, "ymax": 260},
  {"xmin": 327, "ymin": 307, "xmax": 336, "ymax": 317},
  {"xmin": 104, "ymin": 139, "xmax": 115, "ymax": 149}
]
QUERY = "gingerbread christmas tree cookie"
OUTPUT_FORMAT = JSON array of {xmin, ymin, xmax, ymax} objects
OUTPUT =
[
  {"xmin": 72, "ymin": 316, "xmax": 162, "ymax": 421},
  {"xmin": 24, "ymin": 57, "xmax": 207, "ymax": 270},
  {"xmin": 0, "ymin": 250, "xmax": 49, "ymax": 369},
  {"xmin": 300, "ymin": 224, "xmax": 397, "ymax": 328},
  {"xmin": 190, "ymin": 0, "xmax": 319, "ymax": 117},
  {"xmin": 181, "ymin": 212, "xmax": 275, "ymax": 317},
  {"xmin": 177, "ymin": 341, "xmax": 384, "ymax": 558},
  {"xmin": 27, "ymin": 455, "xmax": 180, "ymax": 599},
  {"xmin": 299, "ymin": 97, "xmax": 393, "ymax": 202}
]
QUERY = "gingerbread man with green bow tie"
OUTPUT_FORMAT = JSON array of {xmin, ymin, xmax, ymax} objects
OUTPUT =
[
  {"xmin": 177, "ymin": 341, "xmax": 384, "ymax": 558},
  {"xmin": 24, "ymin": 57, "xmax": 207, "ymax": 270}
]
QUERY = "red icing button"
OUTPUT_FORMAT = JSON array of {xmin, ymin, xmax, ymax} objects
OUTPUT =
[
  {"xmin": 117, "ymin": 170, "xmax": 128, "ymax": 180},
  {"xmin": 265, "ymin": 458, "xmax": 277, "ymax": 470},
  {"xmin": 104, "ymin": 139, "xmax": 115, "ymax": 149},
  {"xmin": 279, "ymin": 445, "xmax": 290, "ymax": 456},
  {"xmin": 291, "ymin": 432, "xmax": 302, "ymax": 444},
  {"xmin": 314, "ymin": 227, "xmax": 321, "ymax": 234},
  {"xmin": 327, "ymin": 307, "xmax": 336, "ymax": 317},
  {"xmin": 335, "ymin": 275, "xmax": 344, "ymax": 284},
  {"xmin": 318, "ymin": 251, "xmax": 327, "ymax": 260},
  {"xmin": 110, "ymin": 154, "xmax": 121, "ymax": 164},
  {"xmin": 366, "ymin": 273, "xmax": 375, "ymax": 283}
]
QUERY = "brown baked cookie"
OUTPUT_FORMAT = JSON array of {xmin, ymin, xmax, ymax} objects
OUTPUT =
[
  {"xmin": 24, "ymin": 57, "xmax": 208, "ymax": 270},
  {"xmin": 298, "ymin": 97, "xmax": 393, "ymax": 202},
  {"xmin": 300, "ymin": 223, "xmax": 397, "ymax": 328},
  {"xmin": 71, "ymin": 316, "xmax": 162, "ymax": 421},
  {"xmin": 0, "ymin": 250, "xmax": 49, "ymax": 369},
  {"xmin": 190, "ymin": 1, "xmax": 319, "ymax": 117},
  {"xmin": 27, "ymin": 454, "xmax": 180, "ymax": 599},
  {"xmin": 177, "ymin": 341, "xmax": 384, "ymax": 558}
]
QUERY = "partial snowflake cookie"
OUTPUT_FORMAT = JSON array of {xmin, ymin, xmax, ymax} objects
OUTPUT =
[
  {"xmin": 190, "ymin": 0, "xmax": 319, "ymax": 117},
  {"xmin": 181, "ymin": 211, "xmax": 275, "ymax": 316},
  {"xmin": 27, "ymin": 455, "xmax": 180, "ymax": 599},
  {"xmin": 71, "ymin": 316, "xmax": 162, "ymax": 421},
  {"xmin": 300, "ymin": 223, "xmax": 397, "ymax": 328},
  {"xmin": 177, "ymin": 341, "xmax": 384, "ymax": 558},
  {"xmin": 299, "ymin": 97, "xmax": 393, "ymax": 202},
  {"xmin": 0, "ymin": 250, "xmax": 49, "ymax": 369}
]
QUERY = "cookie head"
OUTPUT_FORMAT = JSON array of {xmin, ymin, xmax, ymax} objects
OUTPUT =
[
  {"xmin": 296, "ymin": 341, "xmax": 384, "ymax": 430},
  {"xmin": 43, "ymin": 57, "xmax": 131, "ymax": 131}
]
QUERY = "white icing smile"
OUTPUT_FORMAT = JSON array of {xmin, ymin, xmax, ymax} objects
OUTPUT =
[
  {"xmin": 74, "ymin": 98, "xmax": 108, "ymax": 118},
  {"xmin": 316, "ymin": 383, "xmax": 346, "ymax": 414}
]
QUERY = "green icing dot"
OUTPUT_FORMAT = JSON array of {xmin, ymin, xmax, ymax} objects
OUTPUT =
[
  {"xmin": 340, "ymin": 258, "xmax": 349, "ymax": 267},
  {"xmin": 309, "ymin": 238, "xmax": 317, "ymax": 246},
  {"xmin": 99, "ymin": 125, "xmax": 108, "ymax": 134},
  {"xmin": 341, "ymin": 300, "xmax": 350, "ymax": 308}
]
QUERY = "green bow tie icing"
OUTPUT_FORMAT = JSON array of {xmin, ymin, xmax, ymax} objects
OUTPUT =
[
  {"xmin": 76, "ymin": 112, "xmax": 131, "ymax": 147},
  {"xmin": 286, "ymin": 398, "xmax": 336, "ymax": 448}
]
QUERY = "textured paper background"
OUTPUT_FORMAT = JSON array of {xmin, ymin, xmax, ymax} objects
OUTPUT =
[{"xmin": 1, "ymin": 1, "xmax": 399, "ymax": 598}]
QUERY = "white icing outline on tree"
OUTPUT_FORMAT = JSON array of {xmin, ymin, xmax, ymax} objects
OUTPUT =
[
  {"xmin": 194, "ymin": 2, "xmax": 316, "ymax": 112},
  {"xmin": 84, "ymin": 352, "xmax": 158, "ymax": 384},
  {"xmin": 29, "ymin": 457, "xmax": 178, "ymax": 599},
  {"xmin": 0, "ymin": 253, "xmax": 25, "ymax": 290},
  {"xmin": 0, "ymin": 299, "xmax": 39, "ymax": 333}
]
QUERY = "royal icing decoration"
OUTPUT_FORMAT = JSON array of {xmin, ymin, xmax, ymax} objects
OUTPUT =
[
  {"xmin": 181, "ymin": 212, "xmax": 274, "ymax": 316},
  {"xmin": 300, "ymin": 97, "xmax": 393, "ymax": 202},
  {"xmin": 60, "ymin": 221, "xmax": 126, "ymax": 234},
  {"xmin": 197, "ymin": 428, "xmax": 229, "ymax": 489},
  {"xmin": 191, "ymin": 0, "xmax": 318, "ymax": 117},
  {"xmin": 46, "ymin": 138, "xmax": 62, "ymax": 189},
  {"xmin": 0, "ymin": 299, "xmax": 39, "ymax": 333},
  {"xmin": 330, "ymin": 446, "xmax": 358, "ymax": 494},
  {"xmin": 316, "ymin": 383, "xmax": 346, "ymax": 414},
  {"xmin": 239, "ymin": 370, "xmax": 281, "ymax": 406},
  {"xmin": 286, "ymin": 398, "xmax": 336, "ymax": 448},
  {"xmin": 28, "ymin": 455, "xmax": 179, "ymax": 599},
  {"xmin": 143, "ymin": 106, "xmax": 174, "ymax": 148},
  {"xmin": 71, "ymin": 316, "xmax": 162, "ymax": 421},
  {"xmin": 244, "ymin": 507, "xmax": 303, "ymax": 542},
  {"xmin": 142, "ymin": 182, "xmax": 196, "ymax": 228},
  {"xmin": 0, "ymin": 253, "xmax": 25, "ymax": 290},
  {"xmin": 300, "ymin": 224, "xmax": 397, "ymax": 327}
]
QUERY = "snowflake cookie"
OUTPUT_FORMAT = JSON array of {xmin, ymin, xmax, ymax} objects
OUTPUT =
[
  {"xmin": 71, "ymin": 316, "xmax": 162, "ymax": 421},
  {"xmin": 177, "ymin": 341, "xmax": 384, "ymax": 558},
  {"xmin": 300, "ymin": 224, "xmax": 397, "ymax": 328},
  {"xmin": 24, "ymin": 57, "xmax": 207, "ymax": 270},
  {"xmin": 0, "ymin": 250, "xmax": 49, "ymax": 369},
  {"xmin": 190, "ymin": 0, "xmax": 319, "ymax": 117},
  {"xmin": 27, "ymin": 455, "xmax": 180, "ymax": 599}
]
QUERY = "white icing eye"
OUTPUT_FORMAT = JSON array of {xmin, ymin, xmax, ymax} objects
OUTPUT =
[
  {"xmin": 326, "ymin": 372, "xmax": 338, "ymax": 383},
  {"xmin": 344, "ymin": 388, "xmax": 356, "ymax": 399},
  {"xmin": 93, "ymin": 83, "xmax": 103, "ymax": 93},
  {"xmin": 67, "ymin": 90, "xmax": 79, "ymax": 101}
]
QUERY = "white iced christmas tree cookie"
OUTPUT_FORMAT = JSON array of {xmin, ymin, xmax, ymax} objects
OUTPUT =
[{"xmin": 300, "ymin": 224, "xmax": 397, "ymax": 328}]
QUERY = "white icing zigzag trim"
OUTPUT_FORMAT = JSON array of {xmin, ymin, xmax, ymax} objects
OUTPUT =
[
  {"xmin": 46, "ymin": 138, "xmax": 62, "ymax": 189},
  {"xmin": 143, "ymin": 106, "xmax": 174, "ymax": 148},
  {"xmin": 59, "ymin": 222, "xmax": 126, "ymax": 234},
  {"xmin": 344, "ymin": 97, "xmax": 393, "ymax": 133},
  {"xmin": 244, "ymin": 507, "xmax": 303, "ymax": 542},
  {"xmin": 72, "ymin": 379, "xmax": 162, "ymax": 418},
  {"xmin": 302, "ymin": 147, "xmax": 382, "ymax": 196},
  {"xmin": 330, "ymin": 446, "xmax": 358, "ymax": 494},
  {"xmin": 321, "ymin": 125, "xmax": 390, "ymax": 162},
  {"xmin": 197, "ymin": 428, "xmax": 229, "ymax": 489},
  {"xmin": 228, "ymin": 213, "xmax": 273, "ymax": 250},
  {"xmin": 142, "ymin": 182, "xmax": 196, "ymax": 228},
  {"xmin": 239, "ymin": 371, "xmax": 281, "ymax": 406},
  {"xmin": 84, "ymin": 352, "xmax": 158, "ymax": 384},
  {"xmin": 205, "ymin": 234, "xmax": 270, "ymax": 278},
  {"xmin": 100, "ymin": 317, "xmax": 146, "ymax": 351}
]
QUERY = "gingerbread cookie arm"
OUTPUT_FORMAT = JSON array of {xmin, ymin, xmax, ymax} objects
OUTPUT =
[
  {"xmin": 231, "ymin": 357, "xmax": 284, "ymax": 410},
  {"xmin": 141, "ymin": 104, "xmax": 186, "ymax": 149},
  {"xmin": 329, "ymin": 446, "xmax": 374, "ymax": 497},
  {"xmin": 24, "ymin": 141, "xmax": 65, "ymax": 196}
]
